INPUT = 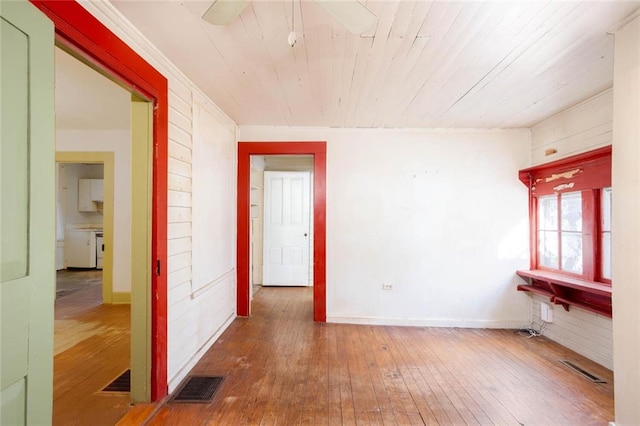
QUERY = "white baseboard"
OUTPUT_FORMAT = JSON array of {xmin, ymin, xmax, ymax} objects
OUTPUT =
[
  {"xmin": 326, "ymin": 315, "xmax": 526, "ymax": 329},
  {"xmin": 167, "ymin": 312, "xmax": 235, "ymax": 393}
]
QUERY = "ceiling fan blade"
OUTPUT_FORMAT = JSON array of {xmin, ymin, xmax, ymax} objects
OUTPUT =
[
  {"xmin": 314, "ymin": 0, "xmax": 377, "ymax": 34},
  {"xmin": 202, "ymin": 0, "xmax": 250, "ymax": 25}
]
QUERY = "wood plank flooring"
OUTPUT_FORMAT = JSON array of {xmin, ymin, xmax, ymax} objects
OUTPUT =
[
  {"xmin": 54, "ymin": 272, "xmax": 132, "ymax": 426},
  {"xmin": 140, "ymin": 286, "xmax": 614, "ymax": 425}
]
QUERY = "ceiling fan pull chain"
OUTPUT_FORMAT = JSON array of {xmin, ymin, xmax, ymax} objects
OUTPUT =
[{"xmin": 288, "ymin": 0, "xmax": 297, "ymax": 47}]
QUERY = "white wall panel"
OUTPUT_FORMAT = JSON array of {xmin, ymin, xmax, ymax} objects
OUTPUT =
[
  {"xmin": 167, "ymin": 269, "xmax": 191, "ymax": 297},
  {"xmin": 168, "ymin": 158, "xmax": 191, "ymax": 179},
  {"xmin": 238, "ymin": 126, "xmax": 532, "ymax": 328},
  {"xmin": 77, "ymin": 1, "xmax": 237, "ymax": 393},
  {"xmin": 168, "ymin": 174, "xmax": 191, "ymax": 193},
  {"xmin": 191, "ymin": 98, "xmax": 236, "ymax": 294},
  {"xmin": 167, "ymin": 237, "xmax": 191, "ymax": 257},
  {"xmin": 526, "ymin": 89, "xmax": 614, "ymax": 369},
  {"xmin": 530, "ymin": 89, "xmax": 612, "ymax": 165},
  {"xmin": 169, "ymin": 122, "xmax": 192, "ymax": 148},
  {"xmin": 168, "ymin": 142, "xmax": 191, "ymax": 164},
  {"xmin": 167, "ymin": 222, "xmax": 191, "ymax": 240},
  {"xmin": 612, "ymin": 16, "xmax": 640, "ymax": 425},
  {"xmin": 531, "ymin": 295, "xmax": 613, "ymax": 369}
]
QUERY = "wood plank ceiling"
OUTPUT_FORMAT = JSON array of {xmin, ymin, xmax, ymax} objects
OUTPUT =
[{"xmin": 111, "ymin": 0, "xmax": 640, "ymax": 129}]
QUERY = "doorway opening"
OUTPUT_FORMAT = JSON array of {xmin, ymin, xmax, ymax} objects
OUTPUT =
[
  {"xmin": 55, "ymin": 161, "xmax": 106, "ymax": 300},
  {"xmin": 52, "ymin": 42, "xmax": 142, "ymax": 422},
  {"xmin": 31, "ymin": 0, "xmax": 169, "ymax": 410},
  {"xmin": 32, "ymin": 0, "xmax": 169, "ymax": 402},
  {"xmin": 250, "ymin": 156, "xmax": 314, "ymax": 301},
  {"xmin": 55, "ymin": 154, "xmax": 115, "ymax": 301},
  {"xmin": 237, "ymin": 142, "xmax": 326, "ymax": 321}
]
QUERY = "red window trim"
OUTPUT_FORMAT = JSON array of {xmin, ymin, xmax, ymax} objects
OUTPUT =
[
  {"xmin": 517, "ymin": 146, "xmax": 612, "ymax": 317},
  {"xmin": 519, "ymin": 146, "xmax": 611, "ymax": 281},
  {"xmin": 519, "ymin": 146, "xmax": 611, "ymax": 196}
]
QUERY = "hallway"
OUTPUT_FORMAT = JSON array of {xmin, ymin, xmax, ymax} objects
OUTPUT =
[
  {"xmin": 140, "ymin": 286, "xmax": 614, "ymax": 425},
  {"xmin": 54, "ymin": 272, "xmax": 131, "ymax": 425}
]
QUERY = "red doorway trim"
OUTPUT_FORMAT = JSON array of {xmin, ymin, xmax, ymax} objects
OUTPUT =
[
  {"xmin": 238, "ymin": 142, "xmax": 326, "ymax": 322},
  {"xmin": 30, "ymin": 1, "xmax": 168, "ymax": 400}
]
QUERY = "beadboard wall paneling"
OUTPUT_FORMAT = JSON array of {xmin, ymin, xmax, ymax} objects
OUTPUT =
[
  {"xmin": 78, "ymin": 1, "xmax": 237, "ymax": 392},
  {"xmin": 530, "ymin": 89, "xmax": 612, "ymax": 165},
  {"xmin": 526, "ymin": 89, "xmax": 613, "ymax": 368}
]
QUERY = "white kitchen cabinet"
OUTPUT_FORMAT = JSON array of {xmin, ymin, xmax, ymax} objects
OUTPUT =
[
  {"xmin": 65, "ymin": 229, "xmax": 97, "ymax": 268},
  {"xmin": 78, "ymin": 178, "xmax": 103, "ymax": 212}
]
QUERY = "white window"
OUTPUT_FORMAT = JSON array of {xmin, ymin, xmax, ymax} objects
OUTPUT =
[{"xmin": 538, "ymin": 191, "xmax": 583, "ymax": 274}]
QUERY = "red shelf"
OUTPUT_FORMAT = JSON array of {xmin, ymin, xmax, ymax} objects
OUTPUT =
[{"xmin": 516, "ymin": 270, "xmax": 612, "ymax": 318}]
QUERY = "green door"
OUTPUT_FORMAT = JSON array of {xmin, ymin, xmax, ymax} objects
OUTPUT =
[{"xmin": 0, "ymin": 1, "xmax": 55, "ymax": 424}]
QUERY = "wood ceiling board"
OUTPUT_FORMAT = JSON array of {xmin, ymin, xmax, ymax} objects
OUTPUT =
[
  {"xmin": 384, "ymin": 2, "xmax": 468, "ymax": 127},
  {"xmin": 343, "ymin": 36, "xmax": 375, "ymax": 127},
  {"xmin": 233, "ymin": 5, "xmax": 292, "ymax": 125},
  {"xmin": 450, "ymin": 3, "xmax": 621, "ymax": 128},
  {"xmin": 109, "ymin": 0, "xmax": 640, "ymax": 129},
  {"xmin": 401, "ymin": 3, "xmax": 506, "ymax": 127},
  {"xmin": 424, "ymin": 3, "xmax": 603, "ymax": 127},
  {"xmin": 494, "ymin": 37, "xmax": 613, "ymax": 129},
  {"xmin": 348, "ymin": 1, "xmax": 403, "ymax": 126},
  {"xmin": 250, "ymin": 1, "xmax": 307, "ymax": 125},
  {"xmin": 372, "ymin": 2, "xmax": 435, "ymax": 127},
  {"xmin": 308, "ymin": 2, "xmax": 333, "ymax": 123},
  {"xmin": 373, "ymin": 36, "xmax": 431, "ymax": 128}
]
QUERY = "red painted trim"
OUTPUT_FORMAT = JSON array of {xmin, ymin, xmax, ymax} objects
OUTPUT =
[
  {"xmin": 237, "ymin": 142, "xmax": 327, "ymax": 322},
  {"xmin": 529, "ymin": 195, "xmax": 538, "ymax": 270},
  {"xmin": 518, "ymin": 146, "xmax": 612, "ymax": 195},
  {"xmin": 312, "ymin": 151, "xmax": 327, "ymax": 322},
  {"xmin": 30, "ymin": 1, "xmax": 168, "ymax": 400},
  {"xmin": 237, "ymin": 151, "xmax": 251, "ymax": 316},
  {"xmin": 519, "ymin": 146, "xmax": 612, "ymax": 287},
  {"xmin": 516, "ymin": 269, "xmax": 612, "ymax": 317},
  {"xmin": 582, "ymin": 190, "xmax": 596, "ymax": 281}
]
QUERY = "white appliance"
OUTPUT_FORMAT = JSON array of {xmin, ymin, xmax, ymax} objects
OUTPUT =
[
  {"xmin": 65, "ymin": 229, "xmax": 97, "ymax": 268},
  {"xmin": 96, "ymin": 232, "xmax": 104, "ymax": 270}
]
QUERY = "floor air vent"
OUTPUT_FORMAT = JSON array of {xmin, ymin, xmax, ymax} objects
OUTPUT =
[
  {"xmin": 102, "ymin": 369, "xmax": 131, "ymax": 392},
  {"xmin": 560, "ymin": 360, "xmax": 606, "ymax": 383},
  {"xmin": 170, "ymin": 376, "xmax": 224, "ymax": 403}
]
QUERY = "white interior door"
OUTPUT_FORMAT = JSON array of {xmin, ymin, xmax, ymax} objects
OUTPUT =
[
  {"xmin": 263, "ymin": 171, "xmax": 311, "ymax": 286},
  {"xmin": 1, "ymin": 1, "xmax": 55, "ymax": 424}
]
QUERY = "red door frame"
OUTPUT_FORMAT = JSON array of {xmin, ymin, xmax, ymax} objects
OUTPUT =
[
  {"xmin": 30, "ymin": 1, "xmax": 168, "ymax": 400},
  {"xmin": 237, "ymin": 142, "xmax": 326, "ymax": 322}
]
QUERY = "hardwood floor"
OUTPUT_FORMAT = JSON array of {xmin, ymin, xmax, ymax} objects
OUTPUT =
[
  {"xmin": 138, "ymin": 286, "xmax": 614, "ymax": 425},
  {"xmin": 54, "ymin": 271, "xmax": 132, "ymax": 426}
]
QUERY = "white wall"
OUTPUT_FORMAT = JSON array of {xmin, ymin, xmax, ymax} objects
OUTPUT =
[
  {"xmin": 191, "ymin": 98, "xmax": 235, "ymax": 296},
  {"xmin": 531, "ymin": 295, "xmax": 612, "ymax": 369},
  {"xmin": 612, "ymin": 15, "xmax": 640, "ymax": 426},
  {"xmin": 527, "ymin": 90, "xmax": 614, "ymax": 369},
  {"xmin": 238, "ymin": 126, "xmax": 532, "ymax": 327},
  {"xmin": 59, "ymin": 163, "xmax": 104, "ymax": 228},
  {"xmin": 78, "ymin": 2, "xmax": 238, "ymax": 392},
  {"xmin": 530, "ymin": 89, "xmax": 612, "ymax": 165},
  {"xmin": 57, "ymin": 130, "xmax": 131, "ymax": 293}
]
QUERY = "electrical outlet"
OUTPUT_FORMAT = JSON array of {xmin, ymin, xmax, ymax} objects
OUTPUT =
[
  {"xmin": 541, "ymin": 302, "xmax": 553, "ymax": 323},
  {"xmin": 382, "ymin": 283, "xmax": 393, "ymax": 291}
]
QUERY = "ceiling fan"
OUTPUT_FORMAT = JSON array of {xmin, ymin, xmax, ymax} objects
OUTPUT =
[{"xmin": 202, "ymin": 0, "xmax": 378, "ymax": 35}]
